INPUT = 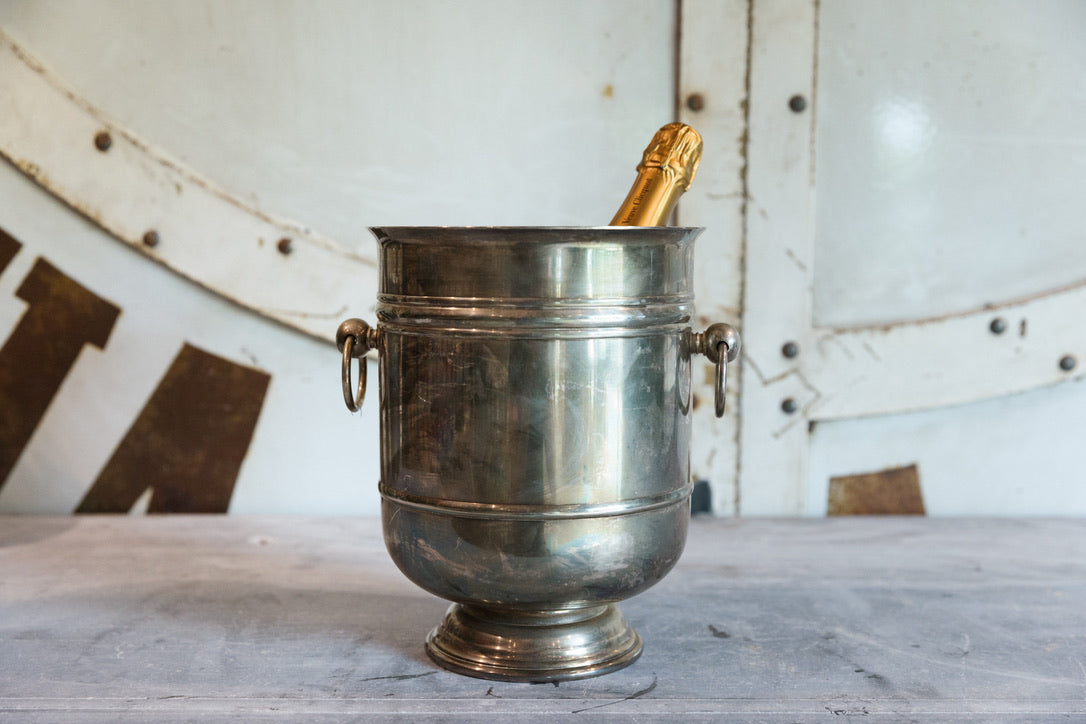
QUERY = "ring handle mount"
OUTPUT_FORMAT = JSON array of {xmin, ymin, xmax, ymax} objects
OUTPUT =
[
  {"xmin": 336, "ymin": 318, "xmax": 376, "ymax": 412},
  {"xmin": 693, "ymin": 323, "xmax": 741, "ymax": 418}
]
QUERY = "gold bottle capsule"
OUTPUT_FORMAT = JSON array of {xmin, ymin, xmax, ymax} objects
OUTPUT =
[{"xmin": 609, "ymin": 122, "xmax": 703, "ymax": 226}]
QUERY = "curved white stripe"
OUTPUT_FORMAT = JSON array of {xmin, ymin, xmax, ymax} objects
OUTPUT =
[
  {"xmin": 801, "ymin": 280, "xmax": 1086, "ymax": 420},
  {"xmin": 0, "ymin": 28, "xmax": 376, "ymax": 342}
]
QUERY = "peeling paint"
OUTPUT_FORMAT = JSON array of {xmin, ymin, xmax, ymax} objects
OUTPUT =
[
  {"xmin": 809, "ymin": 0, "xmax": 821, "ymax": 188},
  {"xmin": 785, "ymin": 247, "xmax": 808, "ymax": 272},
  {"xmin": 734, "ymin": 0, "xmax": 755, "ymax": 516}
]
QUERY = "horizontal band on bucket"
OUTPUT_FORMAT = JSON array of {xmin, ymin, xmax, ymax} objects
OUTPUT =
[
  {"xmin": 374, "ymin": 323, "xmax": 692, "ymax": 339},
  {"xmin": 377, "ymin": 298, "xmax": 692, "ymax": 328},
  {"xmin": 378, "ymin": 482, "xmax": 694, "ymax": 521},
  {"xmin": 377, "ymin": 294, "xmax": 693, "ymax": 308}
]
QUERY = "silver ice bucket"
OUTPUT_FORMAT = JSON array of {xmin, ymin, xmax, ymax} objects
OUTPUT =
[{"xmin": 336, "ymin": 226, "xmax": 739, "ymax": 682}]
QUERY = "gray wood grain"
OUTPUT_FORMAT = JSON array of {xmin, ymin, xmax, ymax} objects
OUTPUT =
[{"xmin": 2, "ymin": 516, "xmax": 1084, "ymax": 721}]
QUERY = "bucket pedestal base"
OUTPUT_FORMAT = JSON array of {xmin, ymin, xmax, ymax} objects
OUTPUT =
[{"xmin": 425, "ymin": 603, "xmax": 643, "ymax": 683}]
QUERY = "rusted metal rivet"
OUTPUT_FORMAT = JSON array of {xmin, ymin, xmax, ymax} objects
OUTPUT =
[
  {"xmin": 277, "ymin": 238, "xmax": 293, "ymax": 255},
  {"xmin": 94, "ymin": 131, "xmax": 112, "ymax": 152},
  {"xmin": 781, "ymin": 397, "xmax": 798, "ymax": 414},
  {"xmin": 781, "ymin": 341, "xmax": 800, "ymax": 359},
  {"xmin": 788, "ymin": 94, "xmax": 807, "ymax": 113},
  {"xmin": 1059, "ymin": 355, "xmax": 1076, "ymax": 372},
  {"xmin": 686, "ymin": 93, "xmax": 706, "ymax": 112},
  {"xmin": 989, "ymin": 317, "xmax": 1007, "ymax": 335},
  {"xmin": 142, "ymin": 230, "xmax": 159, "ymax": 248}
]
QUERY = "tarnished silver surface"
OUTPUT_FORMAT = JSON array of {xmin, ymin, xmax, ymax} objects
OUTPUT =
[{"xmin": 343, "ymin": 226, "xmax": 738, "ymax": 682}]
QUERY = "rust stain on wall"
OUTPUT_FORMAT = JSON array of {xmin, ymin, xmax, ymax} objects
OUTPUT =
[
  {"xmin": 827, "ymin": 464, "xmax": 925, "ymax": 516},
  {"xmin": 77, "ymin": 343, "xmax": 270, "ymax": 514}
]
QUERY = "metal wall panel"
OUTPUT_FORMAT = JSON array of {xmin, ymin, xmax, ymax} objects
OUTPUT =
[
  {"xmin": 740, "ymin": 0, "xmax": 1086, "ymax": 515},
  {"xmin": 4, "ymin": 0, "xmax": 1084, "ymax": 516},
  {"xmin": 814, "ymin": 0, "xmax": 1086, "ymax": 327},
  {"xmin": 0, "ymin": 1, "xmax": 679, "ymax": 514}
]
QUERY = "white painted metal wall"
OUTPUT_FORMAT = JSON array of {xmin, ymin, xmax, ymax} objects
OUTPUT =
[
  {"xmin": 0, "ymin": 1, "xmax": 681, "ymax": 514},
  {"xmin": 805, "ymin": 0, "xmax": 1086, "ymax": 515},
  {"xmin": 2, "ymin": 0, "xmax": 1084, "ymax": 515},
  {"xmin": 739, "ymin": 0, "xmax": 1086, "ymax": 516}
]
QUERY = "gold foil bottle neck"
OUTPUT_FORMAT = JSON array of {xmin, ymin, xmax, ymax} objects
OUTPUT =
[
  {"xmin": 638, "ymin": 122, "xmax": 703, "ymax": 190},
  {"xmin": 610, "ymin": 122, "xmax": 703, "ymax": 226}
]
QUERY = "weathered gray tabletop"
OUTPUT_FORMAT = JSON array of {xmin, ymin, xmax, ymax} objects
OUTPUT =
[{"xmin": 1, "ymin": 516, "xmax": 1084, "ymax": 721}]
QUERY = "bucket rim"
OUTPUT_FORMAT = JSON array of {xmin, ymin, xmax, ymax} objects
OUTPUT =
[{"xmin": 369, "ymin": 226, "xmax": 704, "ymax": 245}]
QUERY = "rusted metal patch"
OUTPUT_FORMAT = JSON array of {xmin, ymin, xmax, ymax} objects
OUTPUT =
[
  {"xmin": 827, "ymin": 464, "xmax": 925, "ymax": 516},
  {"xmin": 0, "ymin": 256, "xmax": 120, "ymax": 489},
  {"xmin": 77, "ymin": 343, "xmax": 270, "ymax": 514}
]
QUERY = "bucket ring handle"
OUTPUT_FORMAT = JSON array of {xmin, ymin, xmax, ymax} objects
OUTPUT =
[
  {"xmin": 697, "ymin": 323, "xmax": 741, "ymax": 417},
  {"xmin": 336, "ymin": 318, "xmax": 375, "ymax": 412}
]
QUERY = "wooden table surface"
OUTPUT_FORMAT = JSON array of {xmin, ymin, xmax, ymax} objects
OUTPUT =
[{"xmin": 2, "ymin": 516, "xmax": 1084, "ymax": 721}]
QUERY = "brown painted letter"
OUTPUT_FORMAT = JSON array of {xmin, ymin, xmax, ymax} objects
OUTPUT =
[
  {"xmin": 77, "ymin": 343, "xmax": 270, "ymax": 513},
  {"xmin": 0, "ymin": 226, "xmax": 21, "ymax": 273},
  {"xmin": 0, "ymin": 258, "xmax": 120, "ymax": 487}
]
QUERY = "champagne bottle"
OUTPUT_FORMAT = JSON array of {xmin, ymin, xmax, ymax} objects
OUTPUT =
[{"xmin": 610, "ymin": 122, "xmax": 703, "ymax": 226}]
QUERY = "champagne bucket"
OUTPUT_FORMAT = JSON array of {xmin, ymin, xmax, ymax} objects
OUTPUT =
[{"xmin": 336, "ymin": 226, "xmax": 739, "ymax": 682}]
